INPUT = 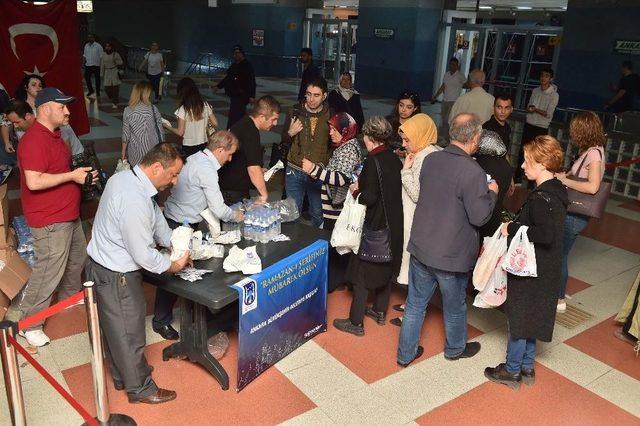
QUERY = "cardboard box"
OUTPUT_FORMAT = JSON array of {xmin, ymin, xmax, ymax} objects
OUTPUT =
[
  {"xmin": 0, "ymin": 225, "xmax": 16, "ymax": 250},
  {"xmin": 0, "ymin": 248, "xmax": 31, "ymax": 319}
]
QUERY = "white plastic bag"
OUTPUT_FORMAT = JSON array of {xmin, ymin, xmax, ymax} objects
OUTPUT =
[
  {"xmin": 501, "ymin": 226, "xmax": 537, "ymax": 277},
  {"xmin": 200, "ymin": 208, "xmax": 221, "ymax": 238},
  {"xmin": 473, "ymin": 264, "xmax": 507, "ymax": 308},
  {"xmin": 472, "ymin": 226, "xmax": 507, "ymax": 291},
  {"xmin": 115, "ymin": 159, "xmax": 130, "ymax": 173},
  {"xmin": 170, "ymin": 224, "xmax": 194, "ymax": 261},
  {"xmin": 330, "ymin": 193, "xmax": 366, "ymax": 255}
]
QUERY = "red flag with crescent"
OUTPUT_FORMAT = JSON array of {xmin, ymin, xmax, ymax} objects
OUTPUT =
[{"xmin": 0, "ymin": 0, "xmax": 90, "ymax": 135}]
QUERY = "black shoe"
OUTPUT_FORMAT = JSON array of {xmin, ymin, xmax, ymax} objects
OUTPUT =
[
  {"xmin": 392, "ymin": 304, "xmax": 405, "ymax": 313},
  {"xmin": 153, "ymin": 324, "xmax": 179, "ymax": 340},
  {"xmin": 365, "ymin": 307, "xmax": 386, "ymax": 325},
  {"xmin": 444, "ymin": 342, "xmax": 481, "ymax": 360},
  {"xmin": 484, "ymin": 363, "xmax": 522, "ymax": 389},
  {"xmin": 333, "ymin": 318, "xmax": 364, "ymax": 336},
  {"xmin": 390, "ymin": 317, "xmax": 402, "ymax": 327},
  {"xmin": 521, "ymin": 368, "xmax": 535, "ymax": 385},
  {"xmin": 397, "ymin": 345, "xmax": 424, "ymax": 368}
]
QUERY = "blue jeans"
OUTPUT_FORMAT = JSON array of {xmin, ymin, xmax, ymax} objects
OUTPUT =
[
  {"xmin": 285, "ymin": 165, "xmax": 323, "ymax": 228},
  {"xmin": 505, "ymin": 332, "xmax": 536, "ymax": 374},
  {"xmin": 398, "ymin": 256, "xmax": 469, "ymax": 363},
  {"xmin": 560, "ymin": 213, "xmax": 590, "ymax": 298}
]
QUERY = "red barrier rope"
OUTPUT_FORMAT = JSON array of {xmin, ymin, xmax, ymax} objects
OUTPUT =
[
  {"xmin": 605, "ymin": 157, "xmax": 640, "ymax": 170},
  {"xmin": 18, "ymin": 291, "xmax": 85, "ymax": 332},
  {"xmin": 7, "ymin": 334, "xmax": 98, "ymax": 425}
]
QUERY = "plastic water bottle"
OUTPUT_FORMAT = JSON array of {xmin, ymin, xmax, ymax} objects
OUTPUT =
[{"xmin": 244, "ymin": 211, "xmax": 253, "ymax": 241}]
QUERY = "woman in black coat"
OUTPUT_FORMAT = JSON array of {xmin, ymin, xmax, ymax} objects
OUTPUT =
[
  {"xmin": 485, "ymin": 135, "xmax": 568, "ymax": 389},
  {"xmin": 327, "ymin": 73, "xmax": 365, "ymax": 131},
  {"xmin": 334, "ymin": 116, "xmax": 404, "ymax": 336},
  {"xmin": 475, "ymin": 130, "xmax": 515, "ymax": 238}
]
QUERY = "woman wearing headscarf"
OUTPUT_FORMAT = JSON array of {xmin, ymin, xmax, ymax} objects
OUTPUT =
[
  {"xmin": 303, "ymin": 112, "xmax": 362, "ymax": 292},
  {"xmin": 475, "ymin": 129, "xmax": 515, "ymax": 239},
  {"xmin": 302, "ymin": 112, "xmax": 362, "ymax": 231},
  {"xmin": 390, "ymin": 113, "xmax": 440, "ymax": 327}
]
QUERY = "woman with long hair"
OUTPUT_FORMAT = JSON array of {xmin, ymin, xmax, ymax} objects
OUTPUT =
[
  {"xmin": 386, "ymin": 90, "xmax": 421, "ymax": 151},
  {"xmin": 163, "ymin": 77, "xmax": 218, "ymax": 157},
  {"xmin": 554, "ymin": 112, "xmax": 605, "ymax": 312},
  {"xmin": 122, "ymin": 80, "xmax": 164, "ymax": 166},
  {"xmin": 485, "ymin": 135, "xmax": 568, "ymax": 389},
  {"xmin": 100, "ymin": 41, "xmax": 124, "ymax": 109},
  {"xmin": 333, "ymin": 116, "xmax": 404, "ymax": 336},
  {"xmin": 15, "ymin": 74, "xmax": 46, "ymax": 109}
]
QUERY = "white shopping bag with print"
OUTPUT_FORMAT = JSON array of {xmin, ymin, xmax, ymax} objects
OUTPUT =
[
  {"xmin": 501, "ymin": 226, "xmax": 537, "ymax": 277},
  {"xmin": 331, "ymin": 192, "xmax": 366, "ymax": 255},
  {"xmin": 472, "ymin": 226, "xmax": 507, "ymax": 291},
  {"xmin": 473, "ymin": 263, "xmax": 508, "ymax": 308}
]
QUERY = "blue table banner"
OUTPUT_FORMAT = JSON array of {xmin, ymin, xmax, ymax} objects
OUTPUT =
[{"xmin": 232, "ymin": 239, "xmax": 328, "ymax": 391}]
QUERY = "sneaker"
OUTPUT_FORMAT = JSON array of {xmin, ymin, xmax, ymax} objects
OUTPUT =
[
  {"xmin": 19, "ymin": 329, "xmax": 51, "ymax": 347},
  {"xmin": 365, "ymin": 307, "xmax": 386, "ymax": 325},
  {"xmin": 557, "ymin": 300, "xmax": 567, "ymax": 313},
  {"xmin": 521, "ymin": 368, "xmax": 535, "ymax": 385},
  {"xmin": 333, "ymin": 318, "xmax": 364, "ymax": 336},
  {"xmin": 444, "ymin": 342, "xmax": 481, "ymax": 360},
  {"xmin": 484, "ymin": 363, "xmax": 522, "ymax": 389},
  {"xmin": 111, "ymin": 103, "xmax": 118, "ymax": 109},
  {"xmin": 392, "ymin": 304, "xmax": 405, "ymax": 313},
  {"xmin": 397, "ymin": 345, "xmax": 424, "ymax": 368}
]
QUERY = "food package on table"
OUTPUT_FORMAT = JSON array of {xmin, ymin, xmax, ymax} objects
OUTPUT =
[
  {"xmin": 170, "ymin": 224, "xmax": 194, "ymax": 261},
  {"xmin": 223, "ymin": 245, "xmax": 262, "ymax": 275}
]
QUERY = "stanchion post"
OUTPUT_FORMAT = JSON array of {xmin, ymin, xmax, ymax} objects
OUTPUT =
[
  {"xmin": 0, "ymin": 320, "xmax": 27, "ymax": 426},
  {"xmin": 83, "ymin": 282, "xmax": 110, "ymax": 424},
  {"xmin": 83, "ymin": 282, "xmax": 136, "ymax": 426}
]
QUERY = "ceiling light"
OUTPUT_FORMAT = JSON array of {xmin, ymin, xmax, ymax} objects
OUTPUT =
[
  {"xmin": 479, "ymin": 5, "xmax": 492, "ymax": 9},
  {"xmin": 517, "ymin": 6, "xmax": 533, "ymax": 10}
]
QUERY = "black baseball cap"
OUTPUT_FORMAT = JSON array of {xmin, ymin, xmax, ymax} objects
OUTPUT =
[{"xmin": 35, "ymin": 87, "xmax": 75, "ymax": 108}]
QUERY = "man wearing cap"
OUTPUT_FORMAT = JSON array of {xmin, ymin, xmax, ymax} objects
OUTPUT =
[
  {"xmin": 5, "ymin": 88, "xmax": 97, "ymax": 347},
  {"xmin": 216, "ymin": 45, "xmax": 256, "ymax": 129}
]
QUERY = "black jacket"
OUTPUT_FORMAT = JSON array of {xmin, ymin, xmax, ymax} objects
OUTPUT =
[
  {"xmin": 505, "ymin": 178, "xmax": 568, "ymax": 342},
  {"xmin": 217, "ymin": 59, "xmax": 256, "ymax": 99},
  {"xmin": 327, "ymin": 89, "xmax": 365, "ymax": 131},
  {"xmin": 475, "ymin": 154, "xmax": 514, "ymax": 238},
  {"xmin": 357, "ymin": 147, "xmax": 404, "ymax": 283},
  {"xmin": 298, "ymin": 62, "xmax": 321, "ymax": 101}
]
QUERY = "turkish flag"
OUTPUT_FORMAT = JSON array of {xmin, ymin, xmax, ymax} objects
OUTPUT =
[{"xmin": 0, "ymin": 0, "xmax": 90, "ymax": 135}]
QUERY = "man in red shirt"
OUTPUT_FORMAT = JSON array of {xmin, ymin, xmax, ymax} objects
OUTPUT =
[{"xmin": 6, "ymin": 88, "xmax": 96, "ymax": 347}]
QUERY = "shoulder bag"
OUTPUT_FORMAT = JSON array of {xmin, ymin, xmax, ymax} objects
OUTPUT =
[
  {"xmin": 358, "ymin": 156, "xmax": 392, "ymax": 263},
  {"xmin": 150, "ymin": 105, "xmax": 164, "ymax": 143},
  {"xmin": 566, "ymin": 148, "xmax": 611, "ymax": 219}
]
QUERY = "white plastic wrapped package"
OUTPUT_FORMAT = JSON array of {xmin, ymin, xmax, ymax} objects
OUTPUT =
[
  {"xmin": 170, "ymin": 224, "xmax": 194, "ymax": 261},
  {"xmin": 200, "ymin": 208, "xmax": 221, "ymax": 237},
  {"xmin": 223, "ymin": 245, "xmax": 262, "ymax": 274}
]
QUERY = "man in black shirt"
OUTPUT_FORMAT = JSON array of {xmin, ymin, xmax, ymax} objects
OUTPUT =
[
  {"xmin": 298, "ymin": 48, "xmax": 321, "ymax": 102},
  {"xmin": 219, "ymin": 96, "xmax": 281, "ymax": 204},
  {"xmin": 217, "ymin": 45, "xmax": 257, "ymax": 129},
  {"xmin": 483, "ymin": 93, "xmax": 514, "ymax": 154},
  {"xmin": 606, "ymin": 61, "xmax": 639, "ymax": 113}
]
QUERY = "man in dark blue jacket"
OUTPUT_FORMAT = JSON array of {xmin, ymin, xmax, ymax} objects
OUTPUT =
[
  {"xmin": 217, "ymin": 45, "xmax": 256, "ymax": 129},
  {"xmin": 298, "ymin": 48, "xmax": 321, "ymax": 102},
  {"xmin": 397, "ymin": 113, "xmax": 498, "ymax": 367}
]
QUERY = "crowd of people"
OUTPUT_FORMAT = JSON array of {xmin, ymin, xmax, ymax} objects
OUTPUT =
[{"xmin": 0, "ymin": 33, "xmax": 635, "ymax": 405}]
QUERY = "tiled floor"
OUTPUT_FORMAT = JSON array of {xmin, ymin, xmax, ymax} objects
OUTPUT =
[{"xmin": 1, "ymin": 75, "xmax": 639, "ymax": 425}]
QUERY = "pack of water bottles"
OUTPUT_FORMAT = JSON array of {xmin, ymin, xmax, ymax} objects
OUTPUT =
[
  {"xmin": 12, "ymin": 216, "xmax": 36, "ymax": 267},
  {"xmin": 242, "ymin": 205, "xmax": 281, "ymax": 243}
]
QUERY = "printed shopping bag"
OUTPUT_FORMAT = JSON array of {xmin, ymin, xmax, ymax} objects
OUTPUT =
[
  {"xmin": 501, "ymin": 226, "xmax": 537, "ymax": 277},
  {"xmin": 330, "ymin": 193, "xmax": 366, "ymax": 255},
  {"xmin": 473, "ymin": 226, "xmax": 507, "ymax": 291},
  {"xmin": 473, "ymin": 263, "xmax": 508, "ymax": 308}
]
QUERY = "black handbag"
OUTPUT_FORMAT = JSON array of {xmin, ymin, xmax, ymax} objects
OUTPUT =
[
  {"xmin": 566, "ymin": 148, "xmax": 611, "ymax": 219},
  {"xmin": 358, "ymin": 156, "xmax": 392, "ymax": 263}
]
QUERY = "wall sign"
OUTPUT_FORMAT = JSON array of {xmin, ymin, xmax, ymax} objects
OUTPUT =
[
  {"xmin": 76, "ymin": 0, "xmax": 93, "ymax": 13},
  {"xmin": 374, "ymin": 28, "xmax": 395, "ymax": 39},
  {"xmin": 252, "ymin": 29, "xmax": 264, "ymax": 47},
  {"xmin": 614, "ymin": 40, "xmax": 640, "ymax": 55}
]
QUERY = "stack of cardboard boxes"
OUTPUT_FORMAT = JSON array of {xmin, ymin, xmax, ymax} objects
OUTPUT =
[{"xmin": 0, "ymin": 183, "xmax": 30, "ymax": 319}]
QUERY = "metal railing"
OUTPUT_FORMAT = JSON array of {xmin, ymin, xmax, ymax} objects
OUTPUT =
[{"xmin": 185, "ymin": 51, "xmax": 301, "ymax": 79}]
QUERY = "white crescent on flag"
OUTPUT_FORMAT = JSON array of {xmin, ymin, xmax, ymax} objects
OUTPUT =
[{"xmin": 8, "ymin": 23, "xmax": 59, "ymax": 64}]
